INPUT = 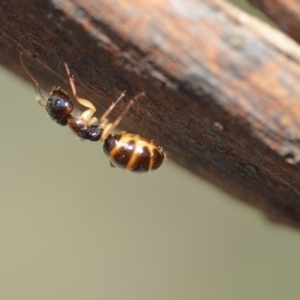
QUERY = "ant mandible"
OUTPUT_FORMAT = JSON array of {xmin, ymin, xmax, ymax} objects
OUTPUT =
[{"xmin": 20, "ymin": 52, "xmax": 165, "ymax": 172}]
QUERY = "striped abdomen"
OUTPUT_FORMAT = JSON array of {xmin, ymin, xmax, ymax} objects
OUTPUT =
[{"xmin": 103, "ymin": 133, "xmax": 165, "ymax": 172}]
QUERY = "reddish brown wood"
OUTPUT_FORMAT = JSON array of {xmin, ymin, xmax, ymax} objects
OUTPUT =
[
  {"xmin": 1, "ymin": 0, "xmax": 300, "ymax": 228},
  {"xmin": 249, "ymin": 0, "xmax": 300, "ymax": 43}
]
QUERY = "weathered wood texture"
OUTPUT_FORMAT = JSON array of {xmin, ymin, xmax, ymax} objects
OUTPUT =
[
  {"xmin": 1, "ymin": 0, "xmax": 300, "ymax": 228},
  {"xmin": 249, "ymin": 0, "xmax": 300, "ymax": 43}
]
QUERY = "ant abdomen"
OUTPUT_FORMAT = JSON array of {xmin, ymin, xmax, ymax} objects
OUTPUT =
[
  {"xmin": 68, "ymin": 117, "xmax": 103, "ymax": 141},
  {"xmin": 47, "ymin": 86, "xmax": 74, "ymax": 126},
  {"xmin": 103, "ymin": 133, "xmax": 165, "ymax": 172}
]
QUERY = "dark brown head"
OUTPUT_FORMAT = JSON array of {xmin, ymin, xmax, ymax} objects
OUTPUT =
[{"xmin": 46, "ymin": 86, "xmax": 74, "ymax": 126}]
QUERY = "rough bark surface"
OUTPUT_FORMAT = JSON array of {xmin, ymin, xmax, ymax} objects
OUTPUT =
[
  {"xmin": 1, "ymin": 0, "xmax": 300, "ymax": 228},
  {"xmin": 249, "ymin": 0, "xmax": 300, "ymax": 43}
]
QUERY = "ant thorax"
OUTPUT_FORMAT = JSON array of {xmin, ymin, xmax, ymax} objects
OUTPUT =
[{"xmin": 67, "ymin": 116, "xmax": 103, "ymax": 141}]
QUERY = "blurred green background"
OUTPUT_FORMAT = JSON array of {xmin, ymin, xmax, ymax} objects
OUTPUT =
[{"xmin": 1, "ymin": 1, "xmax": 300, "ymax": 300}]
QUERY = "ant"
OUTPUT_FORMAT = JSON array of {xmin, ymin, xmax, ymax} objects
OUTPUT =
[{"xmin": 19, "ymin": 52, "xmax": 165, "ymax": 172}]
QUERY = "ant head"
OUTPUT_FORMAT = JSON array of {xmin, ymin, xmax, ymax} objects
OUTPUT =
[{"xmin": 46, "ymin": 86, "xmax": 74, "ymax": 126}]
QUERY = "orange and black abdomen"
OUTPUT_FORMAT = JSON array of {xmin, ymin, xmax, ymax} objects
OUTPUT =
[{"xmin": 103, "ymin": 133, "xmax": 165, "ymax": 172}]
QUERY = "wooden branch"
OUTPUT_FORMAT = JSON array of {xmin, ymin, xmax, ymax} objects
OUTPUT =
[
  {"xmin": 249, "ymin": 0, "xmax": 300, "ymax": 43},
  {"xmin": 1, "ymin": 0, "xmax": 300, "ymax": 228}
]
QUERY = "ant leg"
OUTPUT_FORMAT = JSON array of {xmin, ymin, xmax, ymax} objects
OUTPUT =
[
  {"xmin": 109, "ymin": 161, "xmax": 116, "ymax": 168},
  {"xmin": 64, "ymin": 62, "xmax": 96, "ymax": 123},
  {"xmin": 101, "ymin": 92, "xmax": 145, "ymax": 141},
  {"xmin": 76, "ymin": 110, "xmax": 97, "ymax": 125},
  {"xmin": 87, "ymin": 117, "xmax": 98, "ymax": 126},
  {"xmin": 99, "ymin": 91, "xmax": 127, "ymax": 123}
]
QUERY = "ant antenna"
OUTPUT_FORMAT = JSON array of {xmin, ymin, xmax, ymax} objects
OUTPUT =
[{"xmin": 19, "ymin": 52, "xmax": 48, "ymax": 102}]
